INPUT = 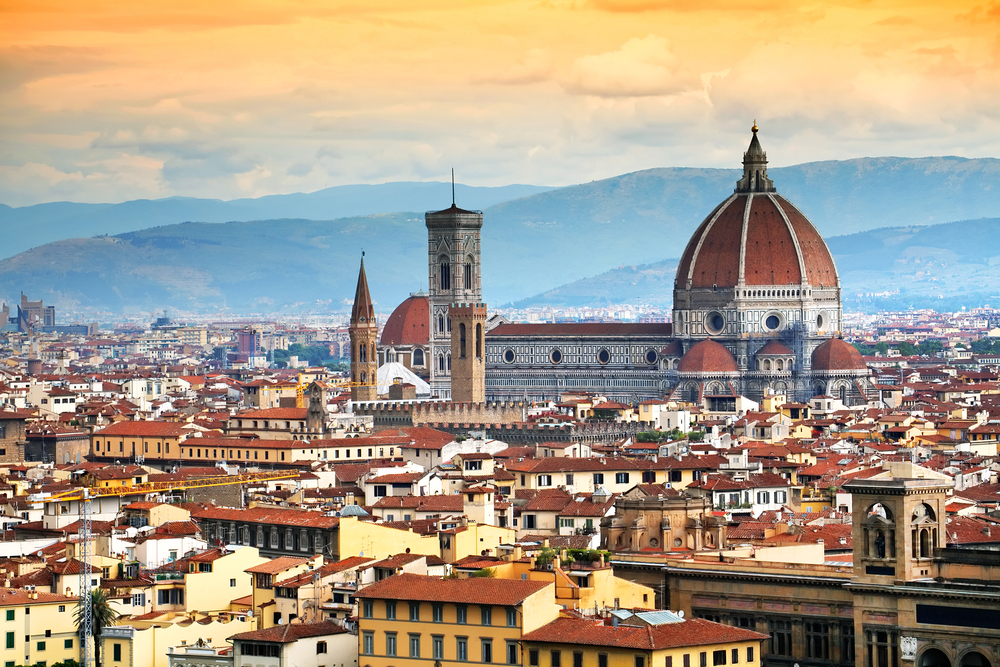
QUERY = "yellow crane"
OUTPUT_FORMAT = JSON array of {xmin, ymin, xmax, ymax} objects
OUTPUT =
[{"xmin": 28, "ymin": 469, "xmax": 299, "ymax": 667}]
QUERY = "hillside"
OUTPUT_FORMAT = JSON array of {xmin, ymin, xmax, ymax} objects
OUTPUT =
[
  {"xmin": 2, "ymin": 212, "xmax": 999, "ymax": 316},
  {"xmin": 0, "ymin": 182, "xmax": 554, "ymax": 259},
  {"xmin": 510, "ymin": 218, "xmax": 1000, "ymax": 312},
  {"xmin": 4, "ymin": 156, "xmax": 1000, "ymax": 266}
]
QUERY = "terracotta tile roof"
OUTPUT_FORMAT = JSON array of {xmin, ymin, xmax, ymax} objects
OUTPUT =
[
  {"xmin": 372, "ymin": 495, "xmax": 463, "ymax": 512},
  {"xmin": 369, "ymin": 553, "xmax": 432, "ymax": 569},
  {"xmin": 0, "ymin": 588, "xmax": 78, "ymax": 606},
  {"xmin": 229, "ymin": 620, "xmax": 348, "ymax": 643},
  {"xmin": 96, "ymin": 421, "xmax": 186, "ymax": 437},
  {"xmin": 245, "ymin": 556, "xmax": 312, "ymax": 574},
  {"xmin": 190, "ymin": 506, "xmax": 339, "ymax": 529},
  {"xmin": 521, "ymin": 489, "xmax": 574, "ymax": 512},
  {"xmin": 945, "ymin": 515, "xmax": 1000, "ymax": 545},
  {"xmin": 233, "ymin": 408, "xmax": 308, "ymax": 420},
  {"xmin": 521, "ymin": 616, "xmax": 767, "ymax": 649},
  {"xmin": 356, "ymin": 572, "xmax": 551, "ymax": 605},
  {"xmin": 367, "ymin": 473, "xmax": 423, "ymax": 484}
]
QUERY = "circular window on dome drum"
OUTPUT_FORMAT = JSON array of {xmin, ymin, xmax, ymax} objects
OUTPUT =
[
  {"xmin": 705, "ymin": 311, "xmax": 725, "ymax": 335},
  {"xmin": 763, "ymin": 313, "xmax": 782, "ymax": 331},
  {"xmin": 503, "ymin": 349, "xmax": 515, "ymax": 364},
  {"xmin": 597, "ymin": 349, "xmax": 611, "ymax": 364},
  {"xmin": 645, "ymin": 349, "xmax": 657, "ymax": 365},
  {"xmin": 550, "ymin": 349, "xmax": 562, "ymax": 364},
  {"xmin": 817, "ymin": 314, "xmax": 825, "ymax": 330}
]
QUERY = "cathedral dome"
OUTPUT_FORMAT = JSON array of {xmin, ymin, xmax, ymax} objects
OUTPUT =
[
  {"xmin": 678, "ymin": 339, "xmax": 738, "ymax": 374},
  {"xmin": 811, "ymin": 338, "xmax": 867, "ymax": 372},
  {"xmin": 674, "ymin": 126, "xmax": 838, "ymax": 291},
  {"xmin": 380, "ymin": 292, "xmax": 430, "ymax": 346}
]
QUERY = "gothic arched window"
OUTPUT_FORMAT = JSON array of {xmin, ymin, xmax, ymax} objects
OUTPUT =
[
  {"xmin": 459, "ymin": 323, "xmax": 467, "ymax": 358},
  {"xmin": 440, "ymin": 258, "xmax": 451, "ymax": 290},
  {"xmin": 476, "ymin": 323, "xmax": 483, "ymax": 359}
]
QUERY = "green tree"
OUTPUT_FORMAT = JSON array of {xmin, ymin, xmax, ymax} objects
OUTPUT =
[
  {"xmin": 470, "ymin": 568, "xmax": 496, "ymax": 578},
  {"xmin": 74, "ymin": 589, "xmax": 120, "ymax": 667}
]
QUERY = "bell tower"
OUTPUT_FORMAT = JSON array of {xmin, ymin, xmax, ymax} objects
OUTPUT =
[
  {"xmin": 349, "ymin": 254, "xmax": 378, "ymax": 403},
  {"xmin": 426, "ymin": 180, "xmax": 483, "ymax": 399},
  {"xmin": 449, "ymin": 302, "xmax": 487, "ymax": 403},
  {"xmin": 844, "ymin": 464, "xmax": 950, "ymax": 584}
]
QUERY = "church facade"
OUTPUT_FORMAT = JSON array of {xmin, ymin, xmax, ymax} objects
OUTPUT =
[{"xmin": 378, "ymin": 125, "xmax": 873, "ymax": 407}]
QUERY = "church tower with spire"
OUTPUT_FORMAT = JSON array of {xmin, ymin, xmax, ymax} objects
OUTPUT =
[{"xmin": 349, "ymin": 254, "xmax": 378, "ymax": 402}]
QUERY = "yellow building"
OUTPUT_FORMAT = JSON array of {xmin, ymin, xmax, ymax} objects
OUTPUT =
[
  {"xmin": 510, "ymin": 552, "xmax": 655, "ymax": 613},
  {"xmin": 102, "ymin": 613, "xmax": 254, "ymax": 667},
  {"xmin": 0, "ymin": 589, "xmax": 79, "ymax": 667},
  {"xmin": 521, "ymin": 615, "xmax": 767, "ymax": 667},
  {"xmin": 356, "ymin": 573, "xmax": 561, "ymax": 667},
  {"xmin": 151, "ymin": 546, "xmax": 267, "ymax": 616}
]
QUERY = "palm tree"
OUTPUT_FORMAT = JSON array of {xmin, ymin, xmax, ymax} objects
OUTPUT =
[{"xmin": 74, "ymin": 588, "xmax": 121, "ymax": 667}]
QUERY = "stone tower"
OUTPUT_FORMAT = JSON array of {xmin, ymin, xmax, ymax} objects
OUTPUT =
[
  {"xmin": 449, "ymin": 302, "xmax": 487, "ymax": 403},
  {"xmin": 349, "ymin": 255, "xmax": 378, "ymax": 403},
  {"xmin": 426, "ymin": 198, "xmax": 483, "ymax": 399},
  {"xmin": 844, "ymin": 464, "xmax": 950, "ymax": 584}
]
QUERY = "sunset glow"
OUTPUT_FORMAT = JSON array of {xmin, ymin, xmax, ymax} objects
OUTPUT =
[{"xmin": 2, "ymin": 0, "xmax": 997, "ymax": 206}]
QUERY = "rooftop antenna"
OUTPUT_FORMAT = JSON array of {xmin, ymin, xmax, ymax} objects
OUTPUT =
[{"xmin": 451, "ymin": 168, "xmax": 455, "ymax": 207}]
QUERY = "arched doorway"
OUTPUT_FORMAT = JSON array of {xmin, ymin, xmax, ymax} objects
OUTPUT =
[
  {"xmin": 920, "ymin": 649, "xmax": 951, "ymax": 667},
  {"xmin": 960, "ymin": 653, "xmax": 991, "ymax": 667}
]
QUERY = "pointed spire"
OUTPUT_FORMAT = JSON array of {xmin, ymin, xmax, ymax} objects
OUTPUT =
[
  {"xmin": 351, "ymin": 253, "xmax": 375, "ymax": 324},
  {"xmin": 735, "ymin": 120, "xmax": 775, "ymax": 193}
]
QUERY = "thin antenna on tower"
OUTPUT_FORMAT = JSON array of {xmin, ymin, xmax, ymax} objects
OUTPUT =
[{"xmin": 451, "ymin": 168, "xmax": 455, "ymax": 206}]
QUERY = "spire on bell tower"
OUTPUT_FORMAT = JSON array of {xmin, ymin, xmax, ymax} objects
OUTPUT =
[
  {"xmin": 735, "ymin": 120, "xmax": 775, "ymax": 193},
  {"xmin": 349, "ymin": 253, "xmax": 378, "ymax": 402}
]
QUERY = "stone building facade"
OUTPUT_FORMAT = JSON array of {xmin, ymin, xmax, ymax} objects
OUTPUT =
[
  {"xmin": 482, "ymin": 126, "xmax": 872, "ymax": 406},
  {"xmin": 426, "ymin": 204, "xmax": 483, "ymax": 399},
  {"xmin": 608, "ymin": 465, "xmax": 1000, "ymax": 667}
]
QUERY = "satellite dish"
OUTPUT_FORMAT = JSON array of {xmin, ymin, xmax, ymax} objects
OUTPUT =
[
  {"xmin": 277, "ymin": 618, "xmax": 284, "ymax": 625},
  {"xmin": 677, "ymin": 610, "xmax": 684, "ymax": 618}
]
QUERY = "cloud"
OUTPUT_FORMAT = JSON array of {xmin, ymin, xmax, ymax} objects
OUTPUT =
[
  {"xmin": 471, "ymin": 49, "xmax": 553, "ymax": 85},
  {"xmin": 561, "ymin": 35, "xmax": 698, "ymax": 97},
  {"xmin": 588, "ymin": 0, "xmax": 789, "ymax": 12}
]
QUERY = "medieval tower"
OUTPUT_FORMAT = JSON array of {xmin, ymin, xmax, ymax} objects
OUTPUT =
[
  {"xmin": 426, "ymin": 197, "xmax": 483, "ymax": 399},
  {"xmin": 349, "ymin": 255, "xmax": 378, "ymax": 402},
  {"xmin": 449, "ymin": 302, "xmax": 487, "ymax": 403}
]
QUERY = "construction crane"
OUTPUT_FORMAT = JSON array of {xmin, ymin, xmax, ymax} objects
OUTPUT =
[{"xmin": 28, "ymin": 469, "xmax": 299, "ymax": 667}]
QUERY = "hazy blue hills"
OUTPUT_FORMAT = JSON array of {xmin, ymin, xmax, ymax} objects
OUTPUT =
[
  {"xmin": 0, "ymin": 182, "xmax": 554, "ymax": 259},
  {"xmin": 511, "ymin": 217, "xmax": 1000, "ymax": 312},
  {"xmin": 2, "ymin": 156, "xmax": 1000, "ymax": 315}
]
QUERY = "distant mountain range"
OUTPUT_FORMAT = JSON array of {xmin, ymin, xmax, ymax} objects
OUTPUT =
[
  {"xmin": 0, "ymin": 182, "xmax": 554, "ymax": 258},
  {"xmin": 2, "ymin": 156, "xmax": 1000, "ymax": 316}
]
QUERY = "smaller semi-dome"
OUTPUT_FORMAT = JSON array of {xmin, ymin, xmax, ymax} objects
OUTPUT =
[
  {"xmin": 756, "ymin": 340, "xmax": 794, "ymax": 356},
  {"xmin": 812, "ymin": 338, "xmax": 867, "ymax": 371},
  {"xmin": 380, "ymin": 292, "xmax": 429, "ymax": 346},
  {"xmin": 659, "ymin": 341, "xmax": 683, "ymax": 357},
  {"xmin": 679, "ymin": 339, "xmax": 738, "ymax": 374}
]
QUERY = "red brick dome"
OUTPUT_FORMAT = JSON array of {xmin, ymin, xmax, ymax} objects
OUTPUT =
[
  {"xmin": 812, "ymin": 338, "xmax": 867, "ymax": 371},
  {"xmin": 756, "ymin": 339, "xmax": 794, "ymax": 356},
  {"xmin": 675, "ymin": 194, "xmax": 838, "ymax": 289},
  {"xmin": 674, "ymin": 128, "xmax": 838, "ymax": 291},
  {"xmin": 379, "ymin": 293, "xmax": 429, "ymax": 346},
  {"xmin": 678, "ymin": 339, "xmax": 738, "ymax": 374}
]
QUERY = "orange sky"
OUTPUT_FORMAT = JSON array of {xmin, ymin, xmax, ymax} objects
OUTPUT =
[{"xmin": 2, "ymin": 0, "xmax": 997, "ymax": 205}]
